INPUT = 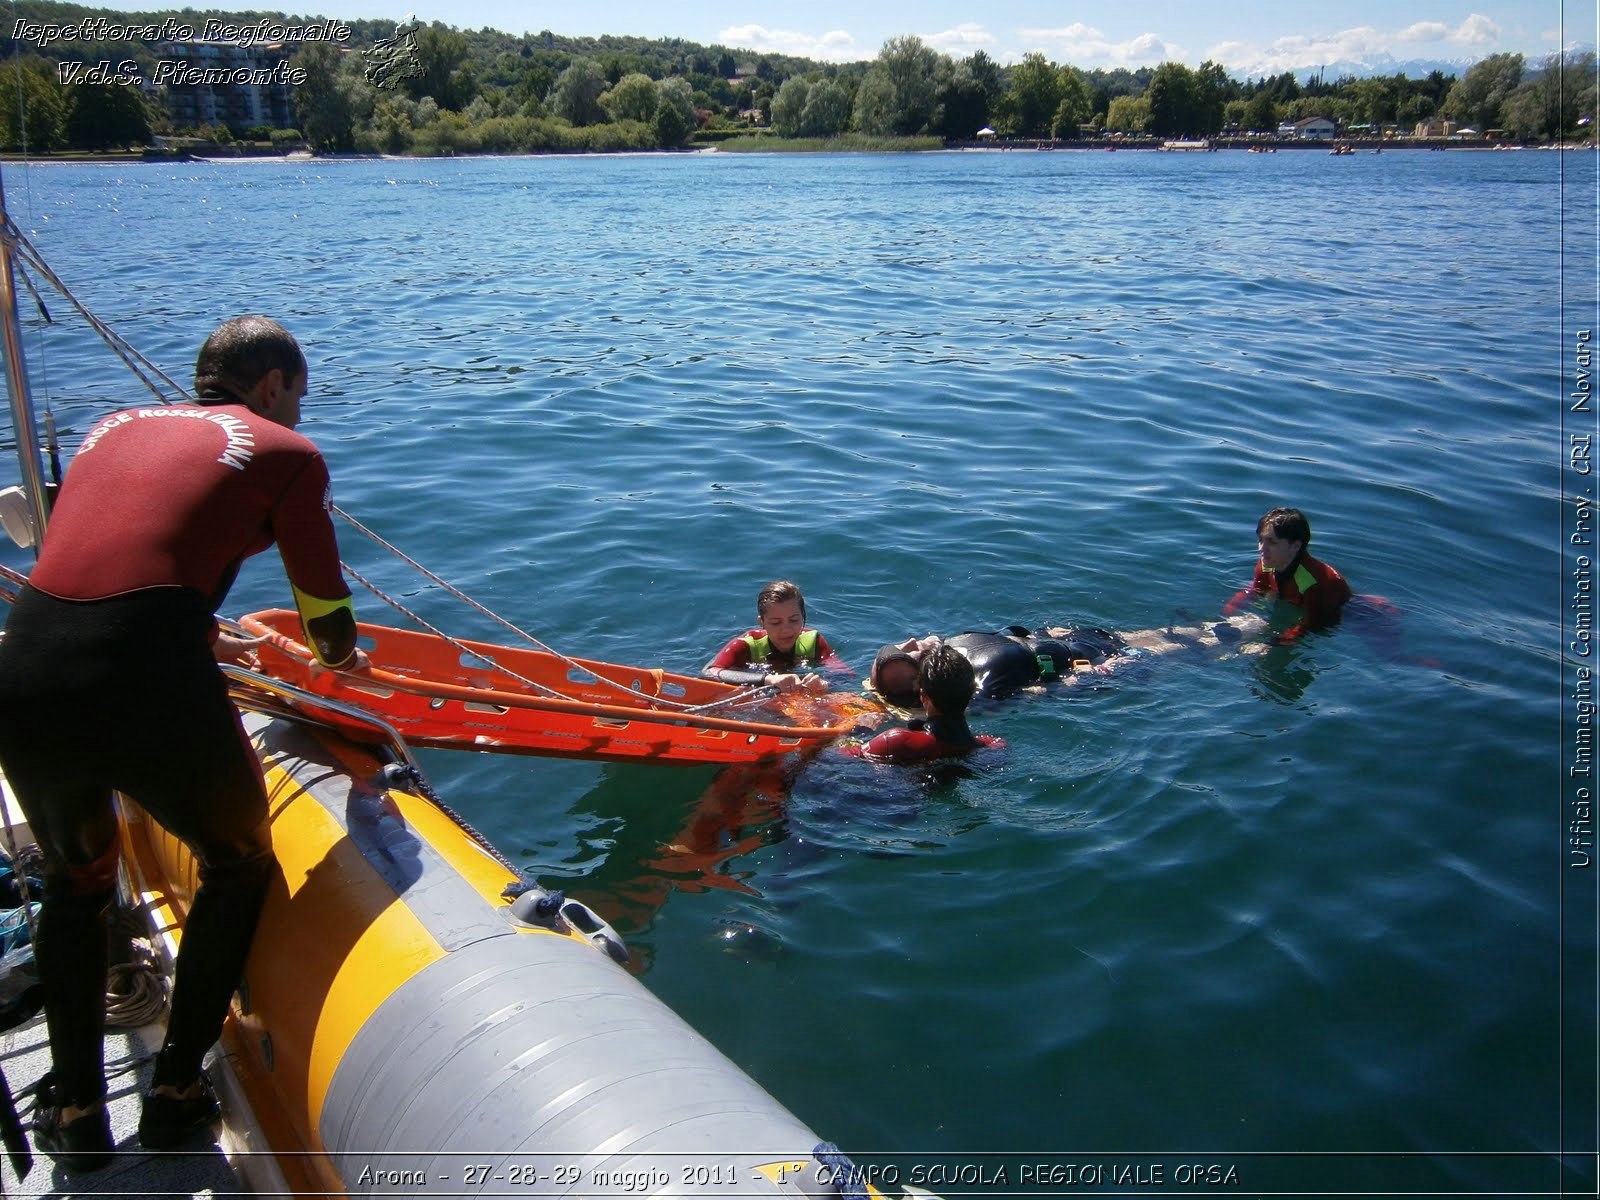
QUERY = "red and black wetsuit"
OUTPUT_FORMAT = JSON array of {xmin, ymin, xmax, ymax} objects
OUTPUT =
[
  {"xmin": 1225, "ymin": 551, "xmax": 1352, "ymax": 642},
  {"xmin": 0, "ymin": 400, "xmax": 353, "ymax": 1108},
  {"xmin": 842, "ymin": 716, "xmax": 1004, "ymax": 764}
]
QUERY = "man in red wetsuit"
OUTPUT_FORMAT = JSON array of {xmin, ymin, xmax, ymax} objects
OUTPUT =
[
  {"xmin": 0, "ymin": 316, "xmax": 358, "ymax": 1169},
  {"xmin": 842, "ymin": 642, "xmax": 1003, "ymax": 764},
  {"xmin": 1223, "ymin": 506, "xmax": 1352, "ymax": 642}
]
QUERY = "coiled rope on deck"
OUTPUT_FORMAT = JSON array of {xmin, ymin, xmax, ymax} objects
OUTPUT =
[{"xmin": 105, "ymin": 911, "xmax": 168, "ymax": 1028}]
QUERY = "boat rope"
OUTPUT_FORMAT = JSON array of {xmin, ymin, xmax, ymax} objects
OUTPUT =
[
  {"xmin": 333, "ymin": 505, "xmax": 775, "ymax": 716},
  {"xmin": 104, "ymin": 910, "xmax": 169, "ymax": 1028},
  {"xmin": 380, "ymin": 761, "xmax": 520, "ymax": 874},
  {"xmin": 0, "ymin": 223, "xmax": 776, "ymax": 719},
  {"xmin": 0, "ymin": 216, "xmax": 191, "ymax": 406},
  {"xmin": 338, "ymin": 556, "xmax": 568, "ymax": 698}
]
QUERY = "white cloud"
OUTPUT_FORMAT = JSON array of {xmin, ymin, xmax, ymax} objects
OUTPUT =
[
  {"xmin": 717, "ymin": 24, "xmax": 860, "ymax": 62},
  {"xmin": 1018, "ymin": 22, "xmax": 1178, "ymax": 67},
  {"xmin": 1203, "ymin": 15, "xmax": 1505, "ymax": 75},
  {"xmin": 920, "ymin": 22, "xmax": 995, "ymax": 54},
  {"xmin": 1448, "ymin": 14, "xmax": 1502, "ymax": 45},
  {"xmin": 1397, "ymin": 21, "xmax": 1449, "ymax": 43}
]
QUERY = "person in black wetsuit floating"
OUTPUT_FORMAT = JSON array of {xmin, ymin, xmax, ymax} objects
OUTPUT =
[{"xmin": 865, "ymin": 612, "xmax": 1271, "ymax": 705}]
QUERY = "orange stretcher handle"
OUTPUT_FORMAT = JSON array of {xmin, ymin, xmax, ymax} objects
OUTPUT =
[{"xmin": 239, "ymin": 615, "xmax": 855, "ymax": 743}]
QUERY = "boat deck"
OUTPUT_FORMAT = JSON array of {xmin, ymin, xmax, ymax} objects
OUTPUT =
[
  {"xmin": 0, "ymin": 773, "xmax": 248, "ymax": 1197},
  {"xmin": 0, "ymin": 1012, "xmax": 243, "ymax": 1197}
]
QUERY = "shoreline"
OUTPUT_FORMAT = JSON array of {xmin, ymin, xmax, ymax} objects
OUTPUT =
[{"xmin": 2, "ymin": 139, "xmax": 1591, "ymax": 164}]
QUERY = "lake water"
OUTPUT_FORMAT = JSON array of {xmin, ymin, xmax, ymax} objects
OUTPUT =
[{"xmin": 0, "ymin": 146, "xmax": 1591, "ymax": 1196}]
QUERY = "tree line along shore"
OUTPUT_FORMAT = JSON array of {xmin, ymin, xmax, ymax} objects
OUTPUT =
[{"xmin": 0, "ymin": 2, "xmax": 1594, "ymax": 157}]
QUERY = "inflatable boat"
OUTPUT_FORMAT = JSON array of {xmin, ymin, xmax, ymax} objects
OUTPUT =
[{"xmin": 113, "ymin": 667, "xmax": 884, "ymax": 1197}]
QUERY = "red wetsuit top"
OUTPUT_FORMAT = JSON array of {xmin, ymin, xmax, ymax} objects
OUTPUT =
[
  {"xmin": 841, "ymin": 716, "xmax": 1004, "ymax": 765},
  {"xmin": 704, "ymin": 628, "xmax": 849, "ymax": 678},
  {"xmin": 1224, "ymin": 551, "xmax": 1352, "ymax": 642},
  {"xmin": 30, "ymin": 401, "xmax": 355, "ymax": 666}
]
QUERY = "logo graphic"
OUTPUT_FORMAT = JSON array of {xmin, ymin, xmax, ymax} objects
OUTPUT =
[{"xmin": 363, "ymin": 14, "xmax": 423, "ymax": 90}]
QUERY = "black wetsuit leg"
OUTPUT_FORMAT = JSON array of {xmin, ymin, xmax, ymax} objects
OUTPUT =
[{"xmin": 0, "ymin": 587, "xmax": 273, "ymax": 1099}]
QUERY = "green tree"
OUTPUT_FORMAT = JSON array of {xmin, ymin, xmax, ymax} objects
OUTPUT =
[
  {"xmin": 1105, "ymin": 94, "xmax": 1150, "ymax": 133},
  {"xmin": 1346, "ymin": 76, "xmax": 1396, "ymax": 126},
  {"xmin": 1443, "ymin": 52, "xmax": 1524, "ymax": 130},
  {"xmin": 363, "ymin": 94, "xmax": 414, "ymax": 153},
  {"xmin": 406, "ymin": 24, "xmax": 474, "ymax": 109},
  {"xmin": 653, "ymin": 100, "xmax": 690, "ymax": 147},
  {"xmin": 852, "ymin": 69, "xmax": 896, "ymax": 135},
  {"xmin": 549, "ymin": 57, "xmax": 608, "ymax": 126},
  {"xmin": 1501, "ymin": 51, "xmax": 1598, "ymax": 140},
  {"xmin": 1147, "ymin": 61, "xmax": 1199, "ymax": 135},
  {"xmin": 967, "ymin": 50, "xmax": 1002, "ymax": 100},
  {"xmin": 292, "ymin": 41, "xmax": 365, "ymax": 152},
  {"xmin": 63, "ymin": 81, "xmax": 150, "ymax": 149},
  {"xmin": 1268, "ymin": 71, "xmax": 1301, "ymax": 102},
  {"xmin": 935, "ymin": 54, "xmax": 991, "ymax": 138},
  {"xmin": 1009, "ymin": 53, "xmax": 1060, "ymax": 135},
  {"xmin": 801, "ymin": 78, "xmax": 851, "ymax": 136},
  {"xmin": 1051, "ymin": 66, "xmax": 1091, "ymax": 137},
  {"xmin": 654, "ymin": 76, "xmax": 695, "ymax": 142},
  {"xmin": 1194, "ymin": 60, "xmax": 1229, "ymax": 133},
  {"xmin": 1242, "ymin": 90, "xmax": 1278, "ymax": 132},
  {"xmin": 1396, "ymin": 92, "xmax": 1436, "ymax": 129},
  {"xmin": 602, "ymin": 72, "xmax": 658, "ymax": 123},
  {"xmin": 510, "ymin": 61, "xmax": 556, "ymax": 114},
  {"xmin": 0, "ymin": 58, "xmax": 64, "ymax": 151},
  {"xmin": 853, "ymin": 36, "xmax": 942, "ymax": 135},
  {"xmin": 770, "ymin": 76, "xmax": 811, "ymax": 136}
]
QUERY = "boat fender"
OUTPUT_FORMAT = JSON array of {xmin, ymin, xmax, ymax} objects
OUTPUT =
[
  {"xmin": 504, "ymin": 882, "xmax": 629, "ymax": 965},
  {"xmin": 0, "ymin": 487, "xmax": 33, "ymax": 549}
]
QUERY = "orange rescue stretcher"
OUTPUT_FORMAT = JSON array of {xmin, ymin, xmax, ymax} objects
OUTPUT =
[{"xmin": 238, "ymin": 609, "xmax": 873, "ymax": 767}]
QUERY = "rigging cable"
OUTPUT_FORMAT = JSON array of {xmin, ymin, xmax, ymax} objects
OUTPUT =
[
  {"xmin": 0, "ymin": 224, "xmax": 778, "ymax": 717},
  {"xmin": 332, "ymin": 504, "xmax": 774, "ymax": 715}
]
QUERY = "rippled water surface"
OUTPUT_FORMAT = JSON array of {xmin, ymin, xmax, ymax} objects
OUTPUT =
[{"xmin": 0, "ymin": 147, "xmax": 1588, "ymax": 1195}]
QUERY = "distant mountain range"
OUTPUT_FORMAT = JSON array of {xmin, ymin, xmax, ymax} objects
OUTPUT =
[{"xmin": 1266, "ymin": 47, "xmax": 1589, "ymax": 84}]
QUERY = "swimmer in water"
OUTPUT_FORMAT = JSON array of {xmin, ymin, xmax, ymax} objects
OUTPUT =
[
  {"xmin": 1223, "ymin": 506, "xmax": 1351, "ymax": 642},
  {"xmin": 842, "ymin": 642, "xmax": 1004, "ymax": 763},
  {"xmin": 702, "ymin": 579, "xmax": 850, "ymax": 694},
  {"xmin": 870, "ymin": 612, "xmax": 1270, "ymax": 702}
]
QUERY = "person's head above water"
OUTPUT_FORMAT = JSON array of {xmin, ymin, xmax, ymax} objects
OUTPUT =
[
  {"xmin": 755, "ymin": 579, "xmax": 807, "ymax": 655},
  {"xmin": 1256, "ymin": 506, "xmax": 1312, "ymax": 574},
  {"xmin": 917, "ymin": 642, "xmax": 977, "ymax": 718},
  {"xmin": 870, "ymin": 644, "xmax": 921, "ymax": 707}
]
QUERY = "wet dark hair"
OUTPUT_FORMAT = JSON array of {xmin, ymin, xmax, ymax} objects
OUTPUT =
[
  {"xmin": 918, "ymin": 643, "xmax": 976, "ymax": 716},
  {"xmin": 870, "ymin": 645, "xmax": 921, "ymax": 706},
  {"xmin": 193, "ymin": 316, "xmax": 306, "ymax": 405},
  {"xmin": 1257, "ymin": 506, "xmax": 1311, "ymax": 546},
  {"xmin": 757, "ymin": 579, "xmax": 806, "ymax": 620}
]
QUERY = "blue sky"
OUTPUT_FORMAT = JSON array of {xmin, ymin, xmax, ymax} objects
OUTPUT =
[
  {"xmin": 319, "ymin": 0, "xmax": 1586, "ymax": 73},
  {"xmin": 88, "ymin": 0, "xmax": 1590, "ymax": 73}
]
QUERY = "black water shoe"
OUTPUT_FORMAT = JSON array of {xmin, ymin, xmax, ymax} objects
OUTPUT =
[
  {"xmin": 33, "ymin": 1073, "xmax": 113, "ymax": 1172},
  {"xmin": 138, "ymin": 1074, "xmax": 220, "ymax": 1149}
]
